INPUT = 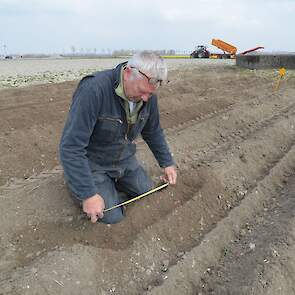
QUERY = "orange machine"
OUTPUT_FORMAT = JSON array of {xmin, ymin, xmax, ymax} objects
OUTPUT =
[
  {"xmin": 211, "ymin": 39, "xmax": 237, "ymax": 55},
  {"xmin": 191, "ymin": 39, "xmax": 263, "ymax": 59}
]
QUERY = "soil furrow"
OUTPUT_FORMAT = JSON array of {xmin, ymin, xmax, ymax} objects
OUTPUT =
[
  {"xmin": 0, "ymin": 66, "xmax": 278, "ymax": 186},
  {"xmin": 0, "ymin": 63, "xmax": 294, "ymax": 294},
  {"xmin": 148, "ymin": 142, "xmax": 295, "ymax": 295},
  {"xmin": 194, "ymin": 174, "xmax": 295, "ymax": 295},
  {"xmin": 1, "ymin": 102, "xmax": 295, "ymax": 294}
]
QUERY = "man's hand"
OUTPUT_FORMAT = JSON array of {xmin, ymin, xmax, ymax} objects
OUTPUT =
[
  {"xmin": 82, "ymin": 194, "xmax": 105, "ymax": 223},
  {"xmin": 162, "ymin": 165, "xmax": 177, "ymax": 185}
]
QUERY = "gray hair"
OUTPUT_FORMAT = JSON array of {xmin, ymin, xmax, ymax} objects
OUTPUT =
[{"xmin": 127, "ymin": 51, "xmax": 168, "ymax": 82}]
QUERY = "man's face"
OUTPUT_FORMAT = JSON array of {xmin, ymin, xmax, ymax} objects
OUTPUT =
[
  {"xmin": 125, "ymin": 67, "xmax": 159, "ymax": 102},
  {"xmin": 129, "ymin": 78, "xmax": 158, "ymax": 102}
]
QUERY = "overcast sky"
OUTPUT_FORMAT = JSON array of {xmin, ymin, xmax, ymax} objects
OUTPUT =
[{"xmin": 0, "ymin": 0, "xmax": 294, "ymax": 54}]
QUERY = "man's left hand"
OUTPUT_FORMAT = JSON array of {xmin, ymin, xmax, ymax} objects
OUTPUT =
[{"xmin": 163, "ymin": 165, "xmax": 177, "ymax": 185}]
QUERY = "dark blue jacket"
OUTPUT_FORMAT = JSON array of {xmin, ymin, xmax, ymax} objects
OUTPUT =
[{"xmin": 59, "ymin": 62, "xmax": 175, "ymax": 199}]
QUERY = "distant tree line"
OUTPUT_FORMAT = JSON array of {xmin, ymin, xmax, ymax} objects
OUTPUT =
[
  {"xmin": 112, "ymin": 49, "xmax": 176, "ymax": 56},
  {"xmin": 1, "ymin": 47, "xmax": 189, "ymax": 59},
  {"xmin": 69, "ymin": 46, "xmax": 177, "ymax": 57}
]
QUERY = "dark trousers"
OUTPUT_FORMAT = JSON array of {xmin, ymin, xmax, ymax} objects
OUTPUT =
[{"xmin": 72, "ymin": 158, "xmax": 153, "ymax": 224}]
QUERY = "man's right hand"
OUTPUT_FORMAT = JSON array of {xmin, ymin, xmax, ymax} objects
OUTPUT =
[{"xmin": 82, "ymin": 194, "xmax": 105, "ymax": 223}]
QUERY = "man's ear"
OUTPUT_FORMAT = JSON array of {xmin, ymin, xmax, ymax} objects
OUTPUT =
[
  {"xmin": 125, "ymin": 66, "xmax": 132, "ymax": 75},
  {"xmin": 123, "ymin": 66, "xmax": 132, "ymax": 80}
]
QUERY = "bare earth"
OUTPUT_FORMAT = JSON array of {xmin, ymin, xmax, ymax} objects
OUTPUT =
[{"xmin": 0, "ymin": 59, "xmax": 295, "ymax": 295}]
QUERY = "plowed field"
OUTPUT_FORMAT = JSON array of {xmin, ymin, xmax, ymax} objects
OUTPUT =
[{"xmin": 0, "ymin": 59, "xmax": 295, "ymax": 295}]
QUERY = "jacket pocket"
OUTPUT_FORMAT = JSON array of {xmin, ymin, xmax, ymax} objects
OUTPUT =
[{"xmin": 95, "ymin": 116, "xmax": 123, "ymax": 143}]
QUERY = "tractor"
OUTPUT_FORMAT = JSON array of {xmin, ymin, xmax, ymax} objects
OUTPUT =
[{"xmin": 190, "ymin": 45, "xmax": 210, "ymax": 58}]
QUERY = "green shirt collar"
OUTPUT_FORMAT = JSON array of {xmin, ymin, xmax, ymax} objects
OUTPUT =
[
  {"xmin": 114, "ymin": 67, "xmax": 143, "ymax": 125},
  {"xmin": 115, "ymin": 66, "xmax": 129, "ymax": 101}
]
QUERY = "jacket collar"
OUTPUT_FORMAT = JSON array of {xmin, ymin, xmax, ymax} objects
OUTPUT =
[{"xmin": 113, "ymin": 61, "xmax": 128, "ymax": 89}]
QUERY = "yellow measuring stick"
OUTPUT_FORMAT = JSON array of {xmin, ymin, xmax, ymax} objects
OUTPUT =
[
  {"xmin": 274, "ymin": 67, "xmax": 286, "ymax": 91},
  {"xmin": 104, "ymin": 182, "xmax": 169, "ymax": 212}
]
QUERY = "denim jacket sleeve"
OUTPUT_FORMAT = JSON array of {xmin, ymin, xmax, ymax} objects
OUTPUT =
[
  {"xmin": 59, "ymin": 77, "xmax": 100, "ymax": 199},
  {"xmin": 141, "ymin": 96, "xmax": 175, "ymax": 168}
]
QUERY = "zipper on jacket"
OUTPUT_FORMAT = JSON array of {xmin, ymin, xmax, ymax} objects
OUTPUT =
[
  {"xmin": 98, "ymin": 117, "xmax": 123, "ymax": 124},
  {"xmin": 125, "ymin": 123, "xmax": 131, "ymax": 140}
]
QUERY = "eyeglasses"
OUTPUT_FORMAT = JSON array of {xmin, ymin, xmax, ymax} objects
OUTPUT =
[{"xmin": 130, "ymin": 66, "xmax": 166, "ymax": 87}]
